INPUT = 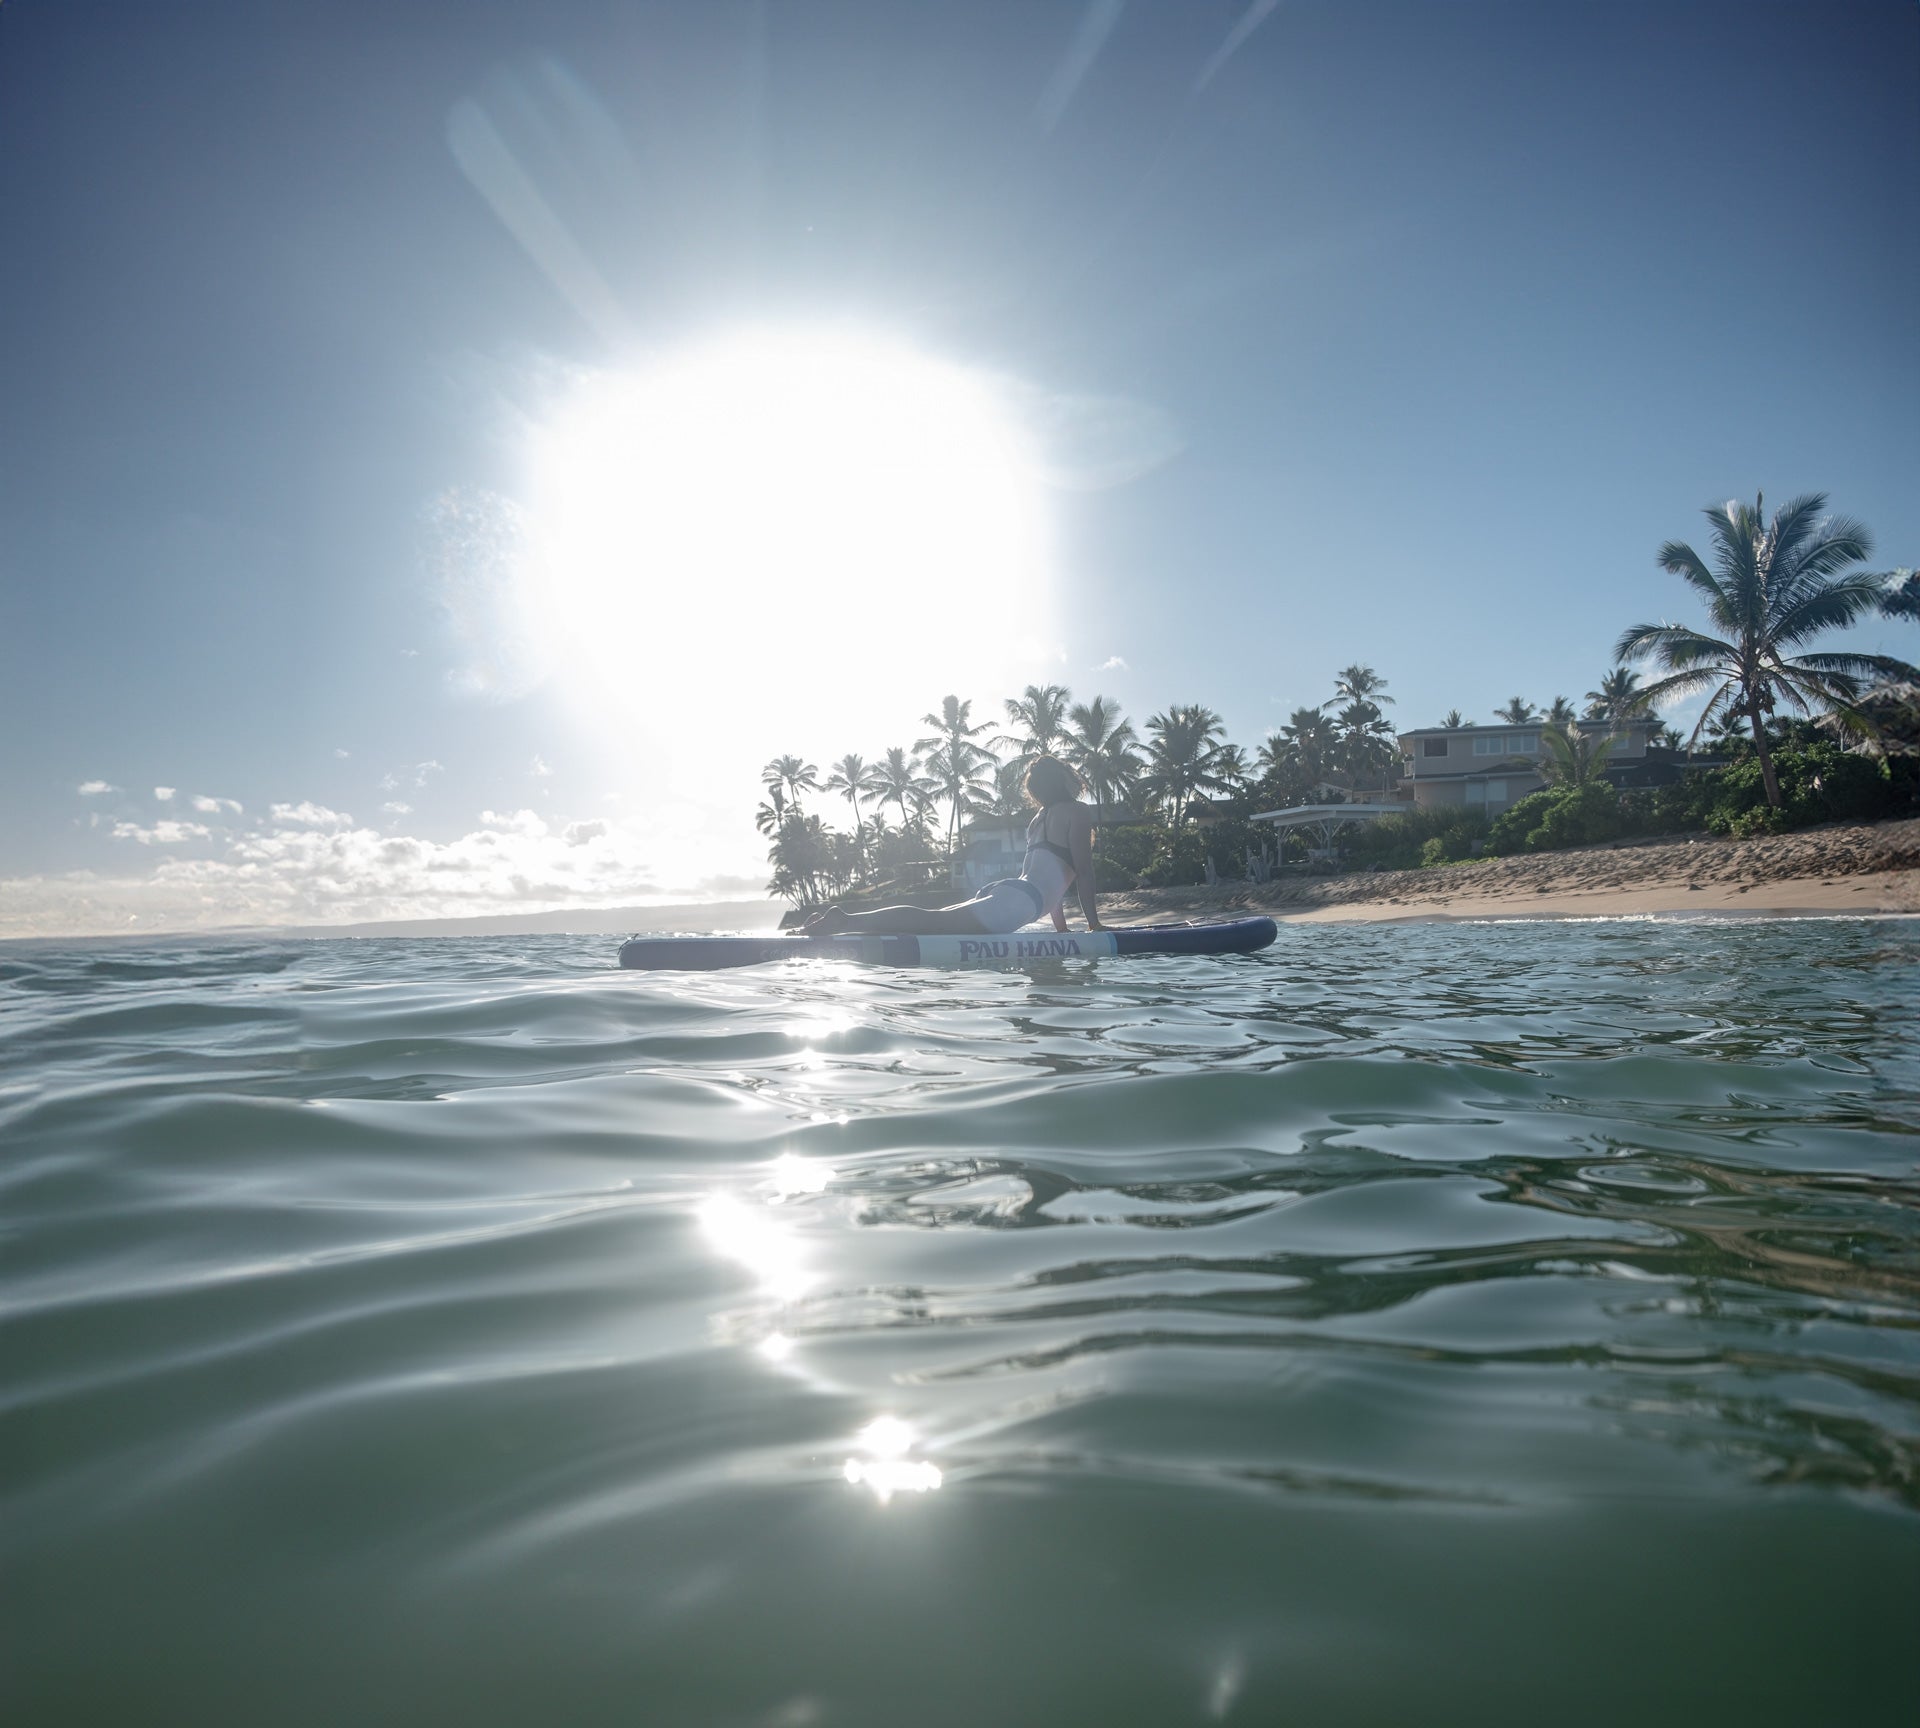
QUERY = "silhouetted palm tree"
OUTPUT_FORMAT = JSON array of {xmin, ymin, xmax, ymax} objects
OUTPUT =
[
  {"xmin": 1583, "ymin": 668, "xmax": 1648, "ymax": 722},
  {"xmin": 754, "ymin": 784, "xmax": 789, "ymax": 836},
  {"xmin": 1881, "ymin": 571, "xmax": 1919, "ymax": 622},
  {"xmin": 822, "ymin": 753, "xmax": 881, "ymax": 838},
  {"xmin": 1213, "ymin": 743, "xmax": 1250, "ymax": 791},
  {"xmin": 1616, "ymin": 492, "xmax": 1911, "ymax": 806},
  {"xmin": 1331, "ymin": 698, "xmax": 1396, "ymax": 794},
  {"xmin": 1545, "ymin": 695, "xmax": 1578, "ymax": 725},
  {"xmin": 997, "ymin": 683, "xmax": 1073, "ymax": 764},
  {"xmin": 1493, "ymin": 698, "xmax": 1536, "ymax": 725},
  {"xmin": 1270, "ymin": 707, "xmax": 1337, "ymax": 785},
  {"xmin": 1064, "ymin": 695, "xmax": 1142, "ymax": 814},
  {"xmin": 1141, "ymin": 703, "xmax": 1229, "ymax": 825},
  {"xmin": 1327, "ymin": 664, "xmax": 1393, "ymax": 709},
  {"xmin": 869, "ymin": 746, "xmax": 930, "ymax": 829},
  {"xmin": 762, "ymin": 755, "xmax": 819, "ymax": 811},
  {"xmin": 1440, "ymin": 709, "xmax": 1471, "ymax": 729},
  {"xmin": 917, "ymin": 696, "xmax": 997, "ymax": 856}
]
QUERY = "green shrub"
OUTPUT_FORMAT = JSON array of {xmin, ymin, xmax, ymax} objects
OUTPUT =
[
  {"xmin": 1700, "ymin": 744, "xmax": 1895, "ymax": 834},
  {"xmin": 1094, "ymin": 823, "xmax": 1159, "ymax": 884},
  {"xmin": 1340, "ymin": 806, "xmax": 1488, "ymax": 872},
  {"xmin": 1139, "ymin": 825, "xmax": 1211, "ymax": 886},
  {"xmin": 1487, "ymin": 783, "xmax": 1621, "ymax": 854}
]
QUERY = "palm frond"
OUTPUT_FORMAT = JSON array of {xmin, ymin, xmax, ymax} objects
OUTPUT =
[{"xmin": 1654, "ymin": 540, "xmax": 1727, "ymax": 613}]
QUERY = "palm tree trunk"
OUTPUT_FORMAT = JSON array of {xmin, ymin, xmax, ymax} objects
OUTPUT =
[{"xmin": 1748, "ymin": 705, "xmax": 1782, "ymax": 807}]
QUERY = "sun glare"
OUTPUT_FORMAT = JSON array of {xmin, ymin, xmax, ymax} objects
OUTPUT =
[{"xmin": 521, "ymin": 328, "xmax": 1054, "ymax": 752}]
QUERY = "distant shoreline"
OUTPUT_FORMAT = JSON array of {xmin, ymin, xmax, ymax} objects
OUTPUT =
[{"xmin": 1103, "ymin": 816, "xmax": 1920, "ymax": 926}]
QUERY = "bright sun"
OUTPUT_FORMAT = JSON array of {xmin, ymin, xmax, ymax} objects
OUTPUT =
[{"xmin": 520, "ymin": 327, "xmax": 1055, "ymax": 758}]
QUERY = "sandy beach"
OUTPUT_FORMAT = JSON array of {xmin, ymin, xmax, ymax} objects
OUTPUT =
[{"xmin": 1103, "ymin": 816, "xmax": 1920, "ymax": 925}]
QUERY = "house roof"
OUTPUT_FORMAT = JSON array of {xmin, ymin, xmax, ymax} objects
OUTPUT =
[{"xmin": 1397, "ymin": 716, "xmax": 1657, "ymax": 745}]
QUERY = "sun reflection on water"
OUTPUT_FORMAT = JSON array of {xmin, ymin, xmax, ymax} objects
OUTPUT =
[{"xmin": 842, "ymin": 1416, "xmax": 943, "ymax": 1501}]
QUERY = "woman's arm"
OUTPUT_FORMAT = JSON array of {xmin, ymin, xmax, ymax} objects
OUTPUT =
[{"xmin": 1069, "ymin": 806, "xmax": 1103, "ymax": 930}]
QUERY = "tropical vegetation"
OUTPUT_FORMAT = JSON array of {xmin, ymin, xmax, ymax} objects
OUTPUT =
[{"xmin": 754, "ymin": 491, "xmax": 1914, "ymax": 902}]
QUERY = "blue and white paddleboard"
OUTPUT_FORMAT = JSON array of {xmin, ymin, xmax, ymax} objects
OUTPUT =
[{"xmin": 617, "ymin": 917, "xmax": 1278, "ymax": 972}]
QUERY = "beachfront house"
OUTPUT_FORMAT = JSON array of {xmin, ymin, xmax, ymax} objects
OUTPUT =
[{"xmin": 1397, "ymin": 718, "xmax": 1665, "ymax": 814}]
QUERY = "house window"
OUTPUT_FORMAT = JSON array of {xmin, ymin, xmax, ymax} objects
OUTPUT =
[
  {"xmin": 1486, "ymin": 779, "xmax": 1509, "ymax": 805},
  {"xmin": 1422, "ymin": 737, "xmax": 1449, "ymax": 758},
  {"xmin": 1465, "ymin": 782, "xmax": 1486, "ymax": 804},
  {"xmin": 1474, "ymin": 731, "xmax": 1537, "ymax": 756}
]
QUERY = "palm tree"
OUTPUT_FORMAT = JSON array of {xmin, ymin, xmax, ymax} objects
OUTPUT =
[
  {"xmin": 1583, "ymin": 668, "xmax": 1648, "ymax": 723},
  {"xmin": 1064, "ymin": 695, "xmax": 1142, "ymax": 814},
  {"xmin": 871, "ymin": 746, "xmax": 934, "ymax": 833},
  {"xmin": 1545, "ymin": 695, "xmax": 1578, "ymax": 725},
  {"xmin": 1272, "ymin": 707, "xmax": 1338, "ymax": 785},
  {"xmin": 1327, "ymin": 664, "xmax": 1393, "ymax": 709},
  {"xmin": 978, "ymin": 757, "xmax": 1035, "ymax": 821},
  {"xmin": 761, "ymin": 755, "xmax": 819, "ymax": 811},
  {"xmin": 822, "ymin": 753, "xmax": 881, "ymax": 838},
  {"xmin": 1141, "ymin": 703, "xmax": 1229, "ymax": 825},
  {"xmin": 1330, "ymin": 698, "xmax": 1396, "ymax": 794},
  {"xmin": 753, "ymin": 783, "xmax": 789, "ymax": 836},
  {"xmin": 917, "ymin": 696, "xmax": 997, "ymax": 856},
  {"xmin": 1536, "ymin": 723, "xmax": 1620, "ymax": 788},
  {"xmin": 1213, "ymin": 743, "xmax": 1250, "ymax": 792},
  {"xmin": 1441, "ymin": 709, "xmax": 1471, "ymax": 729},
  {"xmin": 1881, "ymin": 571, "xmax": 1919, "ymax": 622},
  {"xmin": 997, "ymin": 683, "xmax": 1073, "ymax": 764},
  {"xmin": 1616, "ymin": 492, "xmax": 1912, "ymax": 807},
  {"xmin": 1493, "ymin": 698, "xmax": 1536, "ymax": 725}
]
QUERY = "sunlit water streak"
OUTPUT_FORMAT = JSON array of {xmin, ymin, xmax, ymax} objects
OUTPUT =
[{"xmin": 3, "ymin": 921, "xmax": 1917, "ymax": 1726}]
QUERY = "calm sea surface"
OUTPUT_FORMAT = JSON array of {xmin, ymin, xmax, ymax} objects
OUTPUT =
[{"xmin": 4, "ymin": 920, "xmax": 1918, "ymax": 1726}]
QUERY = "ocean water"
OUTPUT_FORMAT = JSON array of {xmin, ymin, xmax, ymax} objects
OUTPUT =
[{"xmin": 3, "ymin": 919, "xmax": 1917, "ymax": 1727}]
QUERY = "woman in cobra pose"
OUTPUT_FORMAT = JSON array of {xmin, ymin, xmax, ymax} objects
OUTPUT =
[{"xmin": 803, "ymin": 755, "xmax": 1103, "ymax": 937}]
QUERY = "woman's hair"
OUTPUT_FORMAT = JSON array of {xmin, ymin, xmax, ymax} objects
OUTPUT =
[{"xmin": 1023, "ymin": 755, "xmax": 1083, "ymax": 807}]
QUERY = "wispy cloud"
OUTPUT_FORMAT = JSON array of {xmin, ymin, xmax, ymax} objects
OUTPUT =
[
  {"xmin": 190, "ymin": 794, "xmax": 244, "ymax": 816},
  {"xmin": 530, "ymin": 754, "xmax": 552, "ymax": 777},
  {"xmin": 110, "ymin": 819, "xmax": 212, "ymax": 846},
  {"xmin": 78, "ymin": 781, "xmax": 118, "ymax": 797},
  {"xmin": 382, "ymin": 801, "xmax": 413, "ymax": 816},
  {"xmin": 380, "ymin": 760, "xmax": 445, "ymax": 793},
  {"xmin": 268, "ymin": 801, "xmax": 354, "ymax": 829},
  {"xmin": 1035, "ymin": 0, "xmax": 1126, "ymax": 134},
  {"xmin": 154, "ymin": 786, "xmax": 177, "ymax": 801},
  {"xmin": 1099, "ymin": 655, "xmax": 1131, "ymax": 672},
  {"xmin": 1193, "ymin": 0, "xmax": 1283, "ymax": 96}
]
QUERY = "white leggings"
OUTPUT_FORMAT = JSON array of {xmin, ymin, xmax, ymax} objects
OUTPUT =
[{"xmin": 965, "ymin": 878, "xmax": 1045, "ymax": 934}]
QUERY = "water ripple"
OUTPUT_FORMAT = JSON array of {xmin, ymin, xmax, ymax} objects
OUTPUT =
[{"xmin": 3, "ymin": 920, "xmax": 1917, "ymax": 1723}]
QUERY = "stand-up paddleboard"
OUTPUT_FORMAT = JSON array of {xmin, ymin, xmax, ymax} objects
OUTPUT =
[{"xmin": 618, "ymin": 917, "xmax": 1277, "ymax": 972}]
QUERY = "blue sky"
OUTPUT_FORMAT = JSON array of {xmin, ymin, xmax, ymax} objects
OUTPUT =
[{"xmin": 4, "ymin": 0, "xmax": 1916, "ymax": 936}]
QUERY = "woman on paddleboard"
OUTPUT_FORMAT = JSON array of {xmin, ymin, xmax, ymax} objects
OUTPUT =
[{"xmin": 804, "ymin": 755, "xmax": 1103, "ymax": 937}]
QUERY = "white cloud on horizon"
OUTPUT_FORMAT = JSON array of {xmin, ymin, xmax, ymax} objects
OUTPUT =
[
  {"xmin": 1098, "ymin": 655, "xmax": 1130, "ymax": 672},
  {"xmin": 155, "ymin": 786, "xmax": 177, "ymax": 802},
  {"xmin": 78, "ymin": 781, "xmax": 118, "ymax": 797},
  {"xmin": 191, "ymin": 794, "xmax": 244, "ymax": 815},
  {"xmin": 2, "ymin": 806, "xmax": 677, "ymax": 938}
]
